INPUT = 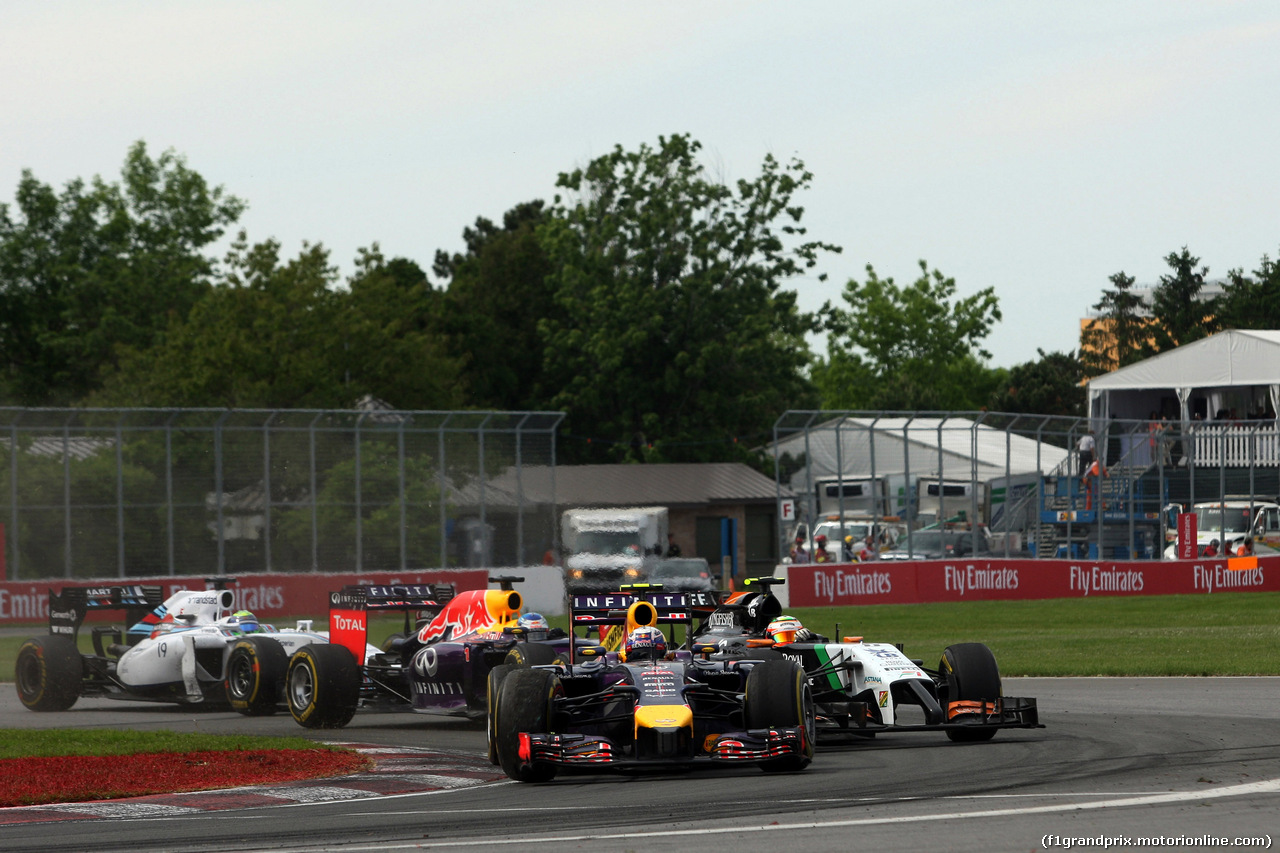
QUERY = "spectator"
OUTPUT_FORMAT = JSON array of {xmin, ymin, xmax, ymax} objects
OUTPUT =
[
  {"xmin": 813, "ymin": 534, "xmax": 831, "ymax": 563},
  {"xmin": 789, "ymin": 537, "xmax": 810, "ymax": 563},
  {"xmin": 1081, "ymin": 457, "xmax": 1107, "ymax": 511},
  {"xmin": 664, "ymin": 533, "xmax": 682, "ymax": 558},
  {"xmin": 1076, "ymin": 432, "xmax": 1096, "ymax": 476}
]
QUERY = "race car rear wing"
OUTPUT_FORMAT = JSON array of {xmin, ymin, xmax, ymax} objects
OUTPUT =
[
  {"xmin": 48, "ymin": 584, "xmax": 166, "ymax": 644},
  {"xmin": 568, "ymin": 586, "xmax": 696, "ymax": 662},
  {"xmin": 328, "ymin": 583, "xmax": 456, "ymax": 663}
]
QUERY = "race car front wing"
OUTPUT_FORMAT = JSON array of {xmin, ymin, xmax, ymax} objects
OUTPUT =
[
  {"xmin": 516, "ymin": 726, "xmax": 809, "ymax": 771},
  {"xmin": 816, "ymin": 695, "xmax": 1041, "ymax": 735}
]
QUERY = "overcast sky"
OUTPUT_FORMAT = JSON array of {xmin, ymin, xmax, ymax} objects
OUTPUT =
[{"xmin": 3, "ymin": 2, "xmax": 1278, "ymax": 369}]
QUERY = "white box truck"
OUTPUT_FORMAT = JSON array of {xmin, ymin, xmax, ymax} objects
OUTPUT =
[{"xmin": 561, "ymin": 507, "xmax": 669, "ymax": 594}]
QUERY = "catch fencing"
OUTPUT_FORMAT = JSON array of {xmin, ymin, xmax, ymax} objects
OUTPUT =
[
  {"xmin": 772, "ymin": 411, "xmax": 1280, "ymax": 561},
  {"xmin": 1, "ymin": 408, "xmax": 564, "ymax": 581}
]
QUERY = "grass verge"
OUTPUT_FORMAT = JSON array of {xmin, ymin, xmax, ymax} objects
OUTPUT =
[{"xmin": 4, "ymin": 591, "xmax": 1279, "ymax": 680}]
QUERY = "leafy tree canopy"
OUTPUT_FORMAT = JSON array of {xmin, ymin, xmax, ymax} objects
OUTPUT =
[
  {"xmin": 1079, "ymin": 271, "xmax": 1147, "ymax": 377},
  {"xmin": 1146, "ymin": 246, "xmax": 1216, "ymax": 354},
  {"xmin": 0, "ymin": 141, "xmax": 244, "ymax": 404},
  {"xmin": 987, "ymin": 349, "xmax": 1086, "ymax": 417},
  {"xmin": 538, "ymin": 133, "xmax": 840, "ymax": 462},
  {"xmin": 815, "ymin": 260, "xmax": 1002, "ymax": 410},
  {"xmin": 432, "ymin": 201, "xmax": 555, "ymax": 410},
  {"xmin": 96, "ymin": 237, "xmax": 463, "ymax": 410},
  {"xmin": 1217, "ymin": 249, "xmax": 1280, "ymax": 330}
]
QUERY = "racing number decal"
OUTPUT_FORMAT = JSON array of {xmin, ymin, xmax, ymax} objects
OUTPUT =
[
  {"xmin": 878, "ymin": 691, "xmax": 889, "ymax": 708},
  {"xmin": 157, "ymin": 642, "xmax": 168, "ymax": 658}
]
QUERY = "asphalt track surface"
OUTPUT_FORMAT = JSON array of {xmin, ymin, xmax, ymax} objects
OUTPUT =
[{"xmin": 0, "ymin": 677, "xmax": 1278, "ymax": 853}]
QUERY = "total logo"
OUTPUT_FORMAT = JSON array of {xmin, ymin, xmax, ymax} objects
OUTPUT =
[{"xmin": 332, "ymin": 614, "xmax": 366, "ymax": 633}]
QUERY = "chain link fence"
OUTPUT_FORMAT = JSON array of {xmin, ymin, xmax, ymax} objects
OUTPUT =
[
  {"xmin": 772, "ymin": 411, "xmax": 1280, "ymax": 561},
  {"xmin": 1, "ymin": 408, "xmax": 564, "ymax": 580}
]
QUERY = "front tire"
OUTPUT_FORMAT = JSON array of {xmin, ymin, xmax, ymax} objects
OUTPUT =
[
  {"xmin": 940, "ymin": 642, "xmax": 1002, "ymax": 742},
  {"xmin": 225, "ymin": 636, "xmax": 289, "ymax": 716},
  {"xmin": 486, "ymin": 663, "xmax": 514, "ymax": 765},
  {"xmin": 744, "ymin": 660, "xmax": 815, "ymax": 772},
  {"xmin": 493, "ymin": 667, "xmax": 559, "ymax": 782},
  {"xmin": 15, "ymin": 636, "xmax": 83, "ymax": 712},
  {"xmin": 287, "ymin": 644, "xmax": 361, "ymax": 729}
]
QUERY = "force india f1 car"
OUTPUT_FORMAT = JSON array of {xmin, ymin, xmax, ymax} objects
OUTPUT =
[
  {"xmin": 488, "ymin": 588, "xmax": 816, "ymax": 782},
  {"xmin": 691, "ymin": 577, "xmax": 1041, "ymax": 742},
  {"xmin": 14, "ymin": 580, "xmax": 373, "ymax": 714},
  {"xmin": 283, "ymin": 579, "xmax": 571, "ymax": 728}
]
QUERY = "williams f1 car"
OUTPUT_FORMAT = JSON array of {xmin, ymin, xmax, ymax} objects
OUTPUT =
[
  {"xmin": 488, "ymin": 587, "xmax": 816, "ymax": 782},
  {"xmin": 15, "ymin": 579, "xmax": 368, "ymax": 714},
  {"xmin": 691, "ymin": 577, "xmax": 1041, "ymax": 742},
  {"xmin": 283, "ymin": 577, "xmax": 570, "ymax": 728}
]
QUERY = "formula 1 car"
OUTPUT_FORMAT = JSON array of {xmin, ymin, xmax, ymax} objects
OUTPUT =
[
  {"xmin": 488, "ymin": 587, "xmax": 816, "ymax": 782},
  {"xmin": 690, "ymin": 577, "xmax": 1041, "ymax": 742},
  {"xmin": 14, "ymin": 579, "xmax": 371, "ymax": 714},
  {"xmin": 283, "ymin": 577, "xmax": 571, "ymax": 728}
]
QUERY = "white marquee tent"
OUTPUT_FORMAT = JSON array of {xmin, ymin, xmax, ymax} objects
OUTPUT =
[{"xmin": 1087, "ymin": 329, "xmax": 1280, "ymax": 424}]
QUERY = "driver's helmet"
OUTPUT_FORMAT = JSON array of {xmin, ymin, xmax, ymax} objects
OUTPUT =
[
  {"xmin": 766, "ymin": 615, "xmax": 804, "ymax": 645},
  {"xmin": 622, "ymin": 626, "xmax": 667, "ymax": 662},
  {"xmin": 517, "ymin": 611, "xmax": 549, "ymax": 640},
  {"xmin": 231, "ymin": 610, "xmax": 259, "ymax": 633}
]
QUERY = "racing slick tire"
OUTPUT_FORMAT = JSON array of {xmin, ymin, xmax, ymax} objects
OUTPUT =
[
  {"xmin": 225, "ymin": 635, "xmax": 289, "ymax": 716},
  {"xmin": 494, "ymin": 667, "xmax": 560, "ymax": 782},
  {"xmin": 486, "ymin": 663, "xmax": 514, "ymax": 765},
  {"xmin": 15, "ymin": 635, "xmax": 83, "ymax": 712},
  {"xmin": 744, "ymin": 659, "xmax": 815, "ymax": 772},
  {"xmin": 286, "ymin": 644, "xmax": 361, "ymax": 729},
  {"xmin": 504, "ymin": 642, "xmax": 558, "ymax": 668},
  {"xmin": 940, "ymin": 642, "xmax": 1002, "ymax": 742}
]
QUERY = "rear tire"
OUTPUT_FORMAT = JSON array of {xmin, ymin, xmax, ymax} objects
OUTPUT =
[
  {"xmin": 15, "ymin": 636, "xmax": 83, "ymax": 712},
  {"xmin": 287, "ymin": 644, "xmax": 361, "ymax": 729},
  {"xmin": 494, "ymin": 667, "xmax": 559, "ymax": 782},
  {"xmin": 225, "ymin": 636, "xmax": 288, "ymax": 716},
  {"xmin": 940, "ymin": 642, "xmax": 1002, "ymax": 742},
  {"xmin": 504, "ymin": 642, "xmax": 558, "ymax": 667},
  {"xmin": 744, "ymin": 660, "xmax": 815, "ymax": 772}
]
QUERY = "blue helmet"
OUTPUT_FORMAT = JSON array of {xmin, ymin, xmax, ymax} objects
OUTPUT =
[
  {"xmin": 623, "ymin": 626, "xmax": 667, "ymax": 662},
  {"xmin": 517, "ymin": 612, "xmax": 549, "ymax": 631}
]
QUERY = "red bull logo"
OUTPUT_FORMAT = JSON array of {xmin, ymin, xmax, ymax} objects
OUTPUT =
[{"xmin": 418, "ymin": 589, "xmax": 521, "ymax": 643}]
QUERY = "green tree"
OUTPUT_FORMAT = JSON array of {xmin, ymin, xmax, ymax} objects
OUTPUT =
[
  {"xmin": 987, "ymin": 349, "xmax": 1086, "ymax": 417},
  {"xmin": 0, "ymin": 142, "xmax": 244, "ymax": 404},
  {"xmin": 1217, "ymin": 250, "xmax": 1280, "ymax": 329},
  {"xmin": 539, "ymin": 134, "xmax": 839, "ymax": 462},
  {"xmin": 95, "ymin": 236, "xmax": 342, "ymax": 407},
  {"xmin": 1146, "ymin": 247, "xmax": 1216, "ymax": 353},
  {"xmin": 1079, "ymin": 271, "xmax": 1147, "ymax": 377},
  {"xmin": 344, "ymin": 247, "xmax": 463, "ymax": 409},
  {"xmin": 97, "ymin": 237, "xmax": 463, "ymax": 410},
  {"xmin": 433, "ymin": 201, "xmax": 555, "ymax": 410},
  {"xmin": 814, "ymin": 260, "xmax": 1002, "ymax": 410}
]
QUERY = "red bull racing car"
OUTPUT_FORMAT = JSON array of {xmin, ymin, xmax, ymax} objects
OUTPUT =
[
  {"xmin": 690, "ymin": 577, "xmax": 1041, "ymax": 742},
  {"xmin": 285, "ymin": 577, "xmax": 570, "ymax": 728},
  {"xmin": 488, "ymin": 587, "xmax": 815, "ymax": 782}
]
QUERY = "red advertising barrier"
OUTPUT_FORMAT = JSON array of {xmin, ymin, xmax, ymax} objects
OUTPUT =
[
  {"xmin": 0, "ymin": 570, "xmax": 490, "ymax": 627},
  {"xmin": 788, "ymin": 557, "xmax": 1279, "ymax": 607}
]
